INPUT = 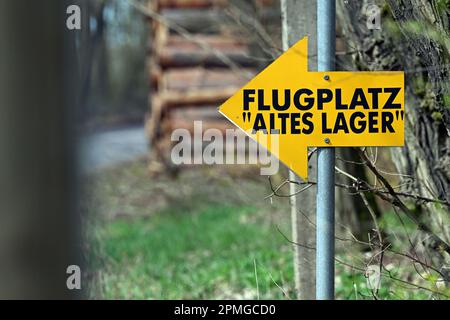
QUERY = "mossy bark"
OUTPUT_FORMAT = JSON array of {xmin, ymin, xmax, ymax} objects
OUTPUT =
[{"xmin": 337, "ymin": 0, "xmax": 450, "ymax": 279}]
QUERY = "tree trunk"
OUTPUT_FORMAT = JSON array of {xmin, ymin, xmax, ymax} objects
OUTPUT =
[
  {"xmin": 337, "ymin": 0, "xmax": 450, "ymax": 279},
  {"xmin": 0, "ymin": 0, "xmax": 81, "ymax": 298},
  {"xmin": 281, "ymin": 0, "xmax": 317, "ymax": 300}
]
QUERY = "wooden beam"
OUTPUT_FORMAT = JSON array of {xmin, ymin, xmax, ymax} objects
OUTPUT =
[
  {"xmin": 158, "ymin": 0, "xmax": 227, "ymax": 9},
  {"xmin": 161, "ymin": 68, "xmax": 255, "ymax": 91}
]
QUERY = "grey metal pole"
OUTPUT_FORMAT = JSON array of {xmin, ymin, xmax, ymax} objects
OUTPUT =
[{"xmin": 316, "ymin": 0, "xmax": 335, "ymax": 300}]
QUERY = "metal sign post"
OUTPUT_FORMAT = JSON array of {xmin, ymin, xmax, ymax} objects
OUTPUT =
[{"xmin": 316, "ymin": 0, "xmax": 336, "ymax": 300}]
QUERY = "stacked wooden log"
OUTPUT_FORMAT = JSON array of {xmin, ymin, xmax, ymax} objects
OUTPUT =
[{"xmin": 145, "ymin": 0, "xmax": 275, "ymax": 171}]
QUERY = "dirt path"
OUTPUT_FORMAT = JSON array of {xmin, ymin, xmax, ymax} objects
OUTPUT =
[{"xmin": 78, "ymin": 125, "xmax": 147, "ymax": 174}]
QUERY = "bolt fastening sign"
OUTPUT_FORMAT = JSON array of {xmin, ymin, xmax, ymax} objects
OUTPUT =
[{"xmin": 219, "ymin": 37, "xmax": 405, "ymax": 179}]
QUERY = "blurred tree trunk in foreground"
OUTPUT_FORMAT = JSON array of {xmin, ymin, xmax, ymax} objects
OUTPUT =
[
  {"xmin": 337, "ymin": 0, "xmax": 450, "ymax": 279},
  {"xmin": 0, "ymin": 0, "xmax": 81, "ymax": 298}
]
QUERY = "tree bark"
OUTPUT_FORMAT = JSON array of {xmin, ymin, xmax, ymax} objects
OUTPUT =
[
  {"xmin": 337, "ymin": 0, "xmax": 450, "ymax": 279},
  {"xmin": 281, "ymin": 0, "xmax": 317, "ymax": 300}
]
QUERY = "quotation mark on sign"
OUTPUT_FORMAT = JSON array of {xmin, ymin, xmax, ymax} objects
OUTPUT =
[
  {"xmin": 395, "ymin": 110, "xmax": 404, "ymax": 121},
  {"xmin": 243, "ymin": 112, "xmax": 252, "ymax": 123}
]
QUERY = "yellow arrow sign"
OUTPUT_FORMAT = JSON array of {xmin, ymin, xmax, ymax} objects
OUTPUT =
[{"xmin": 219, "ymin": 37, "xmax": 404, "ymax": 179}]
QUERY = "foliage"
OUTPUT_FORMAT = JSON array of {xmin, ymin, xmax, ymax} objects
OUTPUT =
[
  {"xmin": 84, "ymin": 161, "xmax": 449, "ymax": 300},
  {"xmin": 87, "ymin": 205, "xmax": 294, "ymax": 299}
]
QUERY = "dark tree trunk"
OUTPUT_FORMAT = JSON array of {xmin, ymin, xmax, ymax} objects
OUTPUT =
[
  {"xmin": 0, "ymin": 0, "xmax": 81, "ymax": 298},
  {"xmin": 337, "ymin": 0, "xmax": 450, "ymax": 279}
]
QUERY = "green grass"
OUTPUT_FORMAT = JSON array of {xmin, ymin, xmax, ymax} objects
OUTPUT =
[
  {"xmin": 84, "ymin": 161, "xmax": 449, "ymax": 300},
  {"xmin": 88, "ymin": 203, "xmax": 446, "ymax": 300},
  {"xmin": 336, "ymin": 263, "xmax": 432, "ymax": 300},
  {"xmin": 88, "ymin": 205, "xmax": 294, "ymax": 299}
]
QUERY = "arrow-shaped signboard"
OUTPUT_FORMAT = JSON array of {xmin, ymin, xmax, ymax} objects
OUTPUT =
[{"xmin": 219, "ymin": 37, "xmax": 404, "ymax": 179}]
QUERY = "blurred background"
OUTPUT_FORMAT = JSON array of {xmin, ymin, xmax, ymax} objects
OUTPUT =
[{"xmin": 0, "ymin": 0, "xmax": 449, "ymax": 299}]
